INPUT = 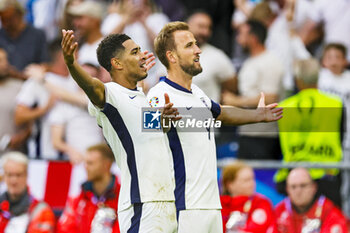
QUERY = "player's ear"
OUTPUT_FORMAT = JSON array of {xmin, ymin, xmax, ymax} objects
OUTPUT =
[
  {"xmin": 166, "ymin": 50, "xmax": 177, "ymax": 64},
  {"xmin": 111, "ymin": 58, "xmax": 123, "ymax": 70}
]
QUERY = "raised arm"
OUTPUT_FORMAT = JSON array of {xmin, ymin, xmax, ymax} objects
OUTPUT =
[
  {"xmin": 61, "ymin": 30, "xmax": 105, "ymax": 108},
  {"xmin": 217, "ymin": 92, "xmax": 283, "ymax": 125}
]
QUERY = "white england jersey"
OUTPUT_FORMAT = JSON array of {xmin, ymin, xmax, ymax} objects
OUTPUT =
[
  {"xmin": 88, "ymin": 82, "xmax": 175, "ymax": 212},
  {"xmin": 147, "ymin": 77, "xmax": 222, "ymax": 211}
]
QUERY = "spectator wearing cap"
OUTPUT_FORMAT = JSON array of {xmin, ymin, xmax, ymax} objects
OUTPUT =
[
  {"xmin": 68, "ymin": 0, "xmax": 105, "ymax": 67},
  {"xmin": 0, "ymin": 0, "xmax": 49, "ymax": 77}
]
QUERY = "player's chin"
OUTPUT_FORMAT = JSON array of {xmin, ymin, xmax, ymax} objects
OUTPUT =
[{"xmin": 138, "ymin": 72, "xmax": 148, "ymax": 81}]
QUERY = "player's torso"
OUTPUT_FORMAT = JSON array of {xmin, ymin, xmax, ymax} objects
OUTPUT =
[
  {"xmin": 101, "ymin": 83, "xmax": 175, "ymax": 211},
  {"xmin": 148, "ymin": 80, "xmax": 221, "ymax": 210}
]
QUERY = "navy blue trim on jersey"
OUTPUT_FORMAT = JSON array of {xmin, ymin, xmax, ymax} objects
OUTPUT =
[
  {"xmin": 159, "ymin": 76, "xmax": 192, "ymax": 94},
  {"xmin": 34, "ymin": 120, "xmax": 41, "ymax": 159},
  {"xmin": 127, "ymin": 203, "xmax": 143, "ymax": 233},
  {"xmin": 167, "ymin": 126, "xmax": 186, "ymax": 211},
  {"xmin": 102, "ymin": 103, "xmax": 141, "ymax": 203},
  {"xmin": 31, "ymin": 102, "xmax": 42, "ymax": 158},
  {"xmin": 210, "ymin": 100, "xmax": 221, "ymax": 118}
]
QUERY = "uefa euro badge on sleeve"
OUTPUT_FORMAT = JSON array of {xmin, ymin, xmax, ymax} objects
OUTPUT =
[
  {"xmin": 226, "ymin": 211, "xmax": 248, "ymax": 233},
  {"xmin": 91, "ymin": 207, "xmax": 117, "ymax": 233},
  {"xmin": 301, "ymin": 218, "xmax": 321, "ymax": 233}
]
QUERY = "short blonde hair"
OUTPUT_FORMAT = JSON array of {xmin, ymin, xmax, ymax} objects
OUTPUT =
[
  {"xmin": 294, "ymin": 59, "xmax": 320, "ymax": 85},
  {"xmin": 154, "ymin": 21, "xmax": 189, "ymax": 69},
  {"xmin": 249, "ymin": 2, "xmax": 275, "ymax": 24},
  {"xmin": 87, "ymin": 143, "xmax": 115, "ymax": 162}
]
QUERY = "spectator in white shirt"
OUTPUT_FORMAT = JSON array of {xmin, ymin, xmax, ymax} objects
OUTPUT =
[
  {"xmin": 300, "ymin": 0, "xmax": 350, "ymax": 63},
  {"xmin": 187, "ymin": 11, "xmax": 236, "ymax": 103},
  {"xmin": 101, "ymin": 0, "xmax": 169, "ymax": 90}
]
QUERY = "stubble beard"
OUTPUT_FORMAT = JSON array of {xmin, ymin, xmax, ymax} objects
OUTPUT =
[
  {"xmin": 130, "ymin": 70, "xmax": 148, "ymax": 82},
  {"xmin": 180, "ymin": 61, "xmax": 202, "ymax": 76}
]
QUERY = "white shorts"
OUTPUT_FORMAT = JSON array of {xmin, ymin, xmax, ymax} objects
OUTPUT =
[
  {"xmin": 118, "ymin": 202, "xmax": 177, "ymax": 233},
  {"xmin": 177, "ymin": 209, "xmax": 223, "ymax": 233}
]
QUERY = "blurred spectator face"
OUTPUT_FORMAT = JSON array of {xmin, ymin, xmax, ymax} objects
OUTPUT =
[
  {"xmin": 123, "ymin": 0, "xmax": 148, "ymax": 7},
  {"xmin": 227, "ymin": 167, "xmax": 255, "ymax": 196},
  {"xmin": 187, "ymin": 13, "xmax": 212, "ymax": 47},
  {"xmin": 322, "ymin": 48, "xmax": 347, "ymax": 75},
  {"xmin": 82, "ymin": 64, "xmax": 100, "ymax": 78},
  {"xmin": 286, "ymin": 168, "xmax": 317, "ymax": 210},
  {"xmin": 85, "ymin": 149, "xmax": 106, "ymax": 182},
  {"xmin": 0, "ymin": 49, "xmax": 9, "ymax": 79},
  {"xmin": 4, "ymin": 160, "xmax": 28, "ymax": 199},
  {"xmin": 84, "ymin": 63, "xmax": 111, "ymax": 83},
  {"xmin": 72, "ymin": 15, "xmax": 99, "ymax": 39},
  {"xmin": 99, "ymin": 68, "xmax": 112, "ymax": 83},
  {"xmin": 237, "ymin": 23, "xmax": 251, "ymax": 51},
  {"xmin": 0, "ymin": 6, "xmax": 22, "ymax": 34},
  {"xmin": 173, "ymin": 30, "xmax": 202, "ymax": 76}
]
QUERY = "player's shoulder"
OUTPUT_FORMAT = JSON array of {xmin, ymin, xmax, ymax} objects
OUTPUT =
[
  {"xmin": 191, "ymin": 83, "xmax": 204, "ymax": 94},
  {"xmin": 147, "ymin": 79, "xmax": 170, "ymax": 95},
  {"xmin": 191, "ymin": 84, "xmax": 211, "ymax": 102},
  {"xmin": 147, "ymin": 82, "xmax": 168, "ymax": 107},
  {"xmin": 148, "ymin": 81, "xmax": 168, "ymax": 95}
]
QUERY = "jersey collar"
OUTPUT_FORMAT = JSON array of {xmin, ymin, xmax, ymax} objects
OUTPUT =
[{"xmin": 159, "ymin": 76, "xmax": 192, "ymax": 94}]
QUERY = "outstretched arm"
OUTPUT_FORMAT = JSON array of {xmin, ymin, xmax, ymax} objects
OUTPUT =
[
  {"xmin": 217, "ymin": 92, "xmax": 283, "ymax": 125},
  {"xmin": 61, "ymin": 30, "xmax": 105, "ymax": 108}
]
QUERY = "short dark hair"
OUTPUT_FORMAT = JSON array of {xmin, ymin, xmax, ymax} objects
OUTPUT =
[
  {"xmin": 97, "ymin": 33, "xmax": 131, "ymax": 72},
  {"xmin": 48, "ymin": 38, "xmax": 63, "ymax": 61},
  {"xmin": 185, "ymin": 9, "xmax": 211, "ymax": 22},
  {"xmin": 246, "ymin": 19, "xmax": 267, "ymax": 45},
  {"xmin": 323, "ymin": 43, "xmax": 347, "ymax": 59},
  {"xmin": 87, "ymin": 143, "xmax": 115, "ymax": 162}
]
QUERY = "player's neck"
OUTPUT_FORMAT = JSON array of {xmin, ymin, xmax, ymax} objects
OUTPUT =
[
  {"xmin": 167, "ymin": 68, "xmax": 192, "ymax": 91},
  {"xmin": 93, "ymin": 174, "xmax": 112, "ymax": 196},
  {"xmin": 111, "ymin": 72, "xmax": 137, "ymax": 90}
]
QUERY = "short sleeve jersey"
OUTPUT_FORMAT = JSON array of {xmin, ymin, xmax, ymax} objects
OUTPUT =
[
  {"xmin": 147, "ymin": 77, "xmax": 222, "ymax": 211},
  {"xmin": 88, "ymin": 82, "xmax": 175, "ymax": 211}
]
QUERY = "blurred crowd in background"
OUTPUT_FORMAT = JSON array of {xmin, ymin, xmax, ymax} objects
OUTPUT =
[{"xmin": 0, "ymin": 0, "xmax": 349, "ymax": 232}]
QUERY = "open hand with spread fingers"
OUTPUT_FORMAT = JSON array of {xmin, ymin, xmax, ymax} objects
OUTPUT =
[
  {"xmin": 161, "ymin": 93, "xmax": 182, "ymax": 132},
  {"xmin": 257, "ymin": 92, "xmax": 283, "ymax": 122},
  {"xmin": 61, "ymin": 29, "xmax": 78, "ymax": 66},
  {"xmin": 143, "ymin": 50, "xmax": 156, "ymax": 72}
]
